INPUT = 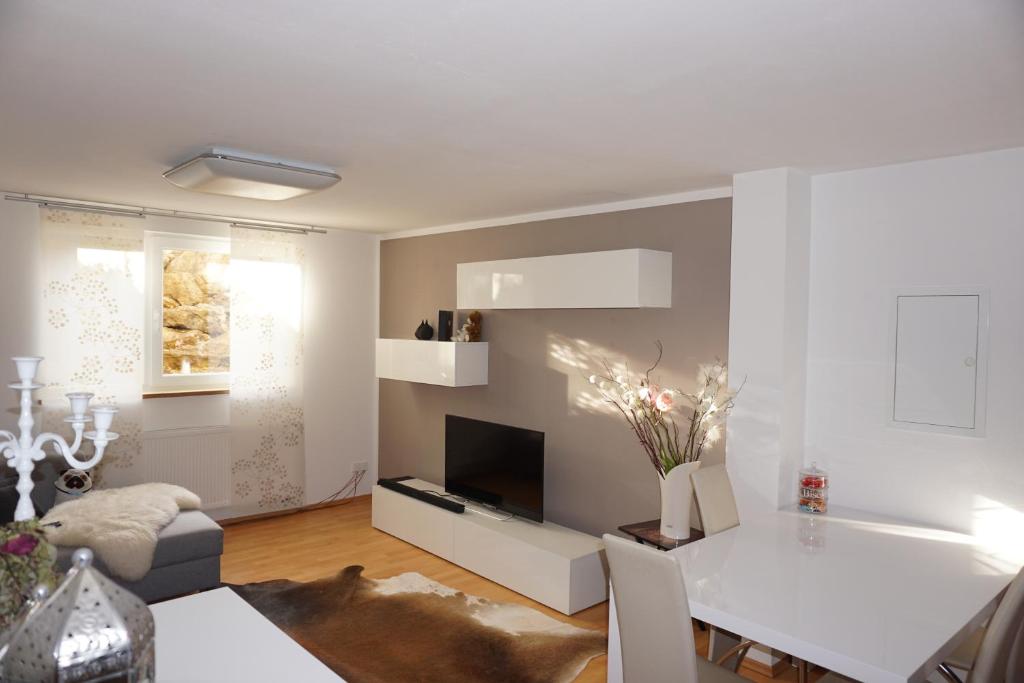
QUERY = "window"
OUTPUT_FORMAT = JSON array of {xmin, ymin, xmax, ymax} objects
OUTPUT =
[{"xmin": 145, "ymin": 232, "xmax": 230, "ymax": 393}]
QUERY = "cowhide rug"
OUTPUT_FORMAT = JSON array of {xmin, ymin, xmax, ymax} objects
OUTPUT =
[{"xmin": 228, "ymin": 566, "xmax": 606, "ymax": 683}]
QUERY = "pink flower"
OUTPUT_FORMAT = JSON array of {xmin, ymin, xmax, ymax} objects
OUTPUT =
[
  {"xmin": 1, "ymin": 533, "xmax": 39, "ymax": 556},
  {"xmin": 655, "ymin": 390, "xmax": 675, "ymax": 412}
]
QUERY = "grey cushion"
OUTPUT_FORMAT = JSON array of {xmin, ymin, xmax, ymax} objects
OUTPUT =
[
  {"xmin": 54, "ymin": 554, "xmax": 221, "ymax": 604},
  {"xmin": 55, "ymin": 510, "xmax": 223, "ymax": 571},
  {"xmin": 114, "ymin": 556, "xmax": 221, "ymax": 604},
  {"xmin": 55, "ymin": 509, "xmax": 223, "ymax": 603},
  {"xmin": 150, "ymin": 509, "xmax": 224, "ymax": 568}
]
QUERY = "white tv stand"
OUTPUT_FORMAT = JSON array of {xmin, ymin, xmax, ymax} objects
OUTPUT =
[{"xmin": 371, "ymin": 478, "xmax": 608, "ymax": 615}]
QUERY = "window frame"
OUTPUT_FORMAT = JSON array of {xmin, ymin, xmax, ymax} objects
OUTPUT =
[{"xmin": 144, "ymin": 231, "xmax": 231, "ymax": 394}]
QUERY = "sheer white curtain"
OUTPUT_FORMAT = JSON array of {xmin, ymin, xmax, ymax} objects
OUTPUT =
[
  {"xmin": 37, "ymin": 208, "xmax": 145, "ymax": 486},
  {"xmin": 228, "ymin": 227, "xmax": 305, "ymax": 515}
]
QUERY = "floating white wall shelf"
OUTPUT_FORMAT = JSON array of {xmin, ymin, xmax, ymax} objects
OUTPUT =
[
  {"xmin": 375, "ymin": 339, "xmax": 488, "ymax": 387},
  {"xmin": 456, "ymin": 248, "xmax": 672, "ymax": 309}
]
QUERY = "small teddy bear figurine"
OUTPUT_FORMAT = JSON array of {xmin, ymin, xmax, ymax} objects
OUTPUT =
[{"xmin": 453, "ymin": 310, "xmax": 483, "ymax": 342}]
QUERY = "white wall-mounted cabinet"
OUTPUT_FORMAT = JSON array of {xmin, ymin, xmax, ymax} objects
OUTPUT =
[
  {"xmin": 457, "ymin": 248, "xmax": 672, "ymax": 309},
  {"xmin": 375, "ymin": 339, "xmax": 488, "ymax": 387}
]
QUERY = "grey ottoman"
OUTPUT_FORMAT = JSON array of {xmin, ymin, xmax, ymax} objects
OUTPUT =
[
  {"xmin": 55, "ymin": 509, "xmax": 223, "ymax": 603},
  {"xmin": 4, "ymin": 456, "xmax": 224, "ymax": 604}
]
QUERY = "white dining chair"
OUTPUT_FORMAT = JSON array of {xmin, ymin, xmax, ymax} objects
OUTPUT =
[
  {"xmin": 691, "ymin": 464, "xmax": 739, "ymax": 536},
  {"xmin": 689, "ymin": 465, "xmax": 749, "ymax": 666},
  {"xmin": 603, "ymin": 533, "xmax": 751, "ymax": 682},
  {"xmin": 938, "ymin": 564, "xmax": 1024, "ymax": 682}
]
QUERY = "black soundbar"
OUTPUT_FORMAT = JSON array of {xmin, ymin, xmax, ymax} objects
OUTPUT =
[{"xmin": 377, "ymin": 478, "xmax": 465, "ymax": 513}]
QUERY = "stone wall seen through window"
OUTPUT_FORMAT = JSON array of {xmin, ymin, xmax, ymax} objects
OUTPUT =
[{"xmin": 161, "ymin": 249, "xmax": 230, "ymax": 375}]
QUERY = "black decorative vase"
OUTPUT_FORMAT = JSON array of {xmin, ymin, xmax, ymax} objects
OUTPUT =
[{"xmin": 414, "ymin": 320, "xmax": 434, "ymax": 340}]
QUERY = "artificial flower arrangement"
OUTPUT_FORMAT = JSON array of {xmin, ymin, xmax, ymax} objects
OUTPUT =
[
  {"xmin": 0, "ymin": 520, "xmax": 60, "ymax": 637},
  {"xmin": 589, "ymin": 342, "xmax": 739, "ymax": 477}
]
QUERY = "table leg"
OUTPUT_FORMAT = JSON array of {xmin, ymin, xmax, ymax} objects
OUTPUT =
[
  {"xmin": 797, "ymin": 657, "xmax": 808, "ymax": 683},
  {"xmin": 708, "ymin": 627, "xmax": 742, "ymax": 662}
]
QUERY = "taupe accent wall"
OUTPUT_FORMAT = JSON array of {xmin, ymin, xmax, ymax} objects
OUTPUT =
[{"xmin": 379, "ymin": 198, "xmax": 732, "ymax": 536}]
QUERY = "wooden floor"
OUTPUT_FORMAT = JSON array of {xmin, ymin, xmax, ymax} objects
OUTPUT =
[{"xmin": 221, "ymin": 496, "xmax": 817, "ymax": 682}]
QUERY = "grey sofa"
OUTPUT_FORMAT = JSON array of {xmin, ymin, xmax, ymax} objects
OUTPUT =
[{"xmin": 1, "ymin": 456, "xmax": 224, "ymax": 604}]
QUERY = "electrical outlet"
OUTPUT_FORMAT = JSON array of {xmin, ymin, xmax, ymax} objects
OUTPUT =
[{"xmin": 351, "ymin": 461, "xmax": 368, "ymax": 474}]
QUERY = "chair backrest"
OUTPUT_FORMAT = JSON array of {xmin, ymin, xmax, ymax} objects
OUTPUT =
[
  {"xmin": 603, "ymin": 534, "xmax": 700, "ymax": 683},
  {"xmin": 690, "ymin": 464, "xmax": 740, "ymax": 536},
  {"xmin": 1007, "ymin": 621, "xmax": 1023, "ymax": 681},
  {"xmin": 970, "ymin": 564, "xmax": 1024, "ymax": 682}
]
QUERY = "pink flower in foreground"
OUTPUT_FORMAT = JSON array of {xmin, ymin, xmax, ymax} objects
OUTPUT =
[
  {"xmin": 1, "ymin": 533, "xmax": 39, "ymax": 556},
  {"xmin": 655, "ymin": 390, "xmax": 675, "ymax": 413}
]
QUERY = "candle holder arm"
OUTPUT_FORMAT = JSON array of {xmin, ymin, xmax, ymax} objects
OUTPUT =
[
  {"xmin": 34, "ymin": 425, "xmax": 104, "ymax": 470},
  {"xmin": 1, "ymin": 438, "xmax": 16, "ymax": 466}
]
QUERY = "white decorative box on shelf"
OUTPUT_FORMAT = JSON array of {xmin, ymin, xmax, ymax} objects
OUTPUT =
[
  {"xmin": 375, "ymin": 339, "xmax": 488, "ymax": 387},
  {"xmin": 372, "ymin": 479, "xmax": 608, "ymax": 615},
  {"xmin": 456, "ymin": 248, "xmax": 672, "ymax": 309}
]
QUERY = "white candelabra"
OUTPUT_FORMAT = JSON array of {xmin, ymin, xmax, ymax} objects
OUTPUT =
[{"xmin": 1, "ymin": 356, "xmax": 118, "ymax": 521}]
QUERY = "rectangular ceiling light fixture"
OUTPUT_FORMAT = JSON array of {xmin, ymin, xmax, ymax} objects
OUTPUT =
[{"xmin": 163, "ymin": 148, "xmax": 341, "ymax": 201}]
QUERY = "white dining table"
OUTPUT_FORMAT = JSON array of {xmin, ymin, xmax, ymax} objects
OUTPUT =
[{"xmin": 607, "ymin": 505, "xmax": 1020, "ymax": 683}]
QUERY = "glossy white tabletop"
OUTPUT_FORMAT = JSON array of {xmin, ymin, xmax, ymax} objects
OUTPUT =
[
  {"xmin": 151, "ymin": 588, "xmax": 343, "ymax": 682},
  {"xmin": 669, "ymin": 506, "xmax": 1018, "ymax": 683}
]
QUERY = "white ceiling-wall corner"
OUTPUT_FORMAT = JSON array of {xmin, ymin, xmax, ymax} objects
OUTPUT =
[
  {"xmin": 379, "ymin": 185, "xmax": 733, "ymax": 240},
  {"xmin": 0, "ymin": 0, "xmax": 1021, "ymax": 233}
]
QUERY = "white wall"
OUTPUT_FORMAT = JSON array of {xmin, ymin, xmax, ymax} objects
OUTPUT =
[
  {"xmin": 805, "ymin": 147, "xmax": 1024, "ymax": 534},
  {"xmin": 0, "ymin": 199, "xmax": 379, "ymax": 511},
  {"xmin": 143, "ymin": 223, "xmax": 379, "ymax": 516},
  {"xmin": 144, "ymin": 219, "xmax": 380, "ymax": 510},
  {"xmin": 727, "ymin": 168, "xmax": 811, "ymax": 521},
  {"xmin": 0, "ymin": 201, "xmax": 40, "ymax": 432},
  {"xmin": 302, "ymin": 229, "xmax": 379, "ymax": 503}
]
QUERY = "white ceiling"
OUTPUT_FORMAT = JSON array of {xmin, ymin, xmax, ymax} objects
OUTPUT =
[{"xmin": 1, "ymin": 1, "xmax": 1022, "ymax": 233}]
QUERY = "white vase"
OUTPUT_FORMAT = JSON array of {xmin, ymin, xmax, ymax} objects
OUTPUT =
[{"xmin": 659, "ymin": 461, "xmax": 701, "ymax": 540}]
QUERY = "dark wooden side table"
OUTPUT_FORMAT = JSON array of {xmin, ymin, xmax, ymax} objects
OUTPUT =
[
  {"xmin": 616, "ymin": 520, "xmax": 708, "ymax": 630},
  {"xmin": 617, "ymin": 519, "xmax": 704, "ymax": 551}
]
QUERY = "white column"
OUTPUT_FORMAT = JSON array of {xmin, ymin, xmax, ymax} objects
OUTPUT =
[{"xmin": 726, "ymin": 168, "xmax": 811, "ymax": 521}]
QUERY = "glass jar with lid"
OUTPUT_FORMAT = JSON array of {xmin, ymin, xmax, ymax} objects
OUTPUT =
[{"xmin": 798, "ymin": 462, "xmax": 828, "ymax": 514}]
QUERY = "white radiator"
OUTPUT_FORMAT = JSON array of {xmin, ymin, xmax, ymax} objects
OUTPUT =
[{"xmin": 141, "ymin": 426, "xmax": 231, "ymax": 510}]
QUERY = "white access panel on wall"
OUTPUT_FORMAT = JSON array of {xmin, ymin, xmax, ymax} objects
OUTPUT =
[{"xmin": 889, "ymin": 288, "xmax": 989, "ymax": 435}]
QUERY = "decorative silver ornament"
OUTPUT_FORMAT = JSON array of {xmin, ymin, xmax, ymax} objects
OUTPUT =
[{"xmin": 1, "ymin": 548, "xmax": 155, "ymax": 682}]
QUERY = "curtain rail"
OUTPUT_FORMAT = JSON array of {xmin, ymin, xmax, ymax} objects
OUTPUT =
[{"xmin": 3, "ymin": 193, "xmax": 328, "ymax": 235}]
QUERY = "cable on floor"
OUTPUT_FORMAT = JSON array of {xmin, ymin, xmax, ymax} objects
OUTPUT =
[{"xmin": 311, "ymin": 469, "xmax": 365, "ymax": 508}]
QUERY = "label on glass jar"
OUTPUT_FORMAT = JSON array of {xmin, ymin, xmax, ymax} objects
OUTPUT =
[{"xmin": 799, "ymin": 497, "xmax": 827, "ymax": 514}]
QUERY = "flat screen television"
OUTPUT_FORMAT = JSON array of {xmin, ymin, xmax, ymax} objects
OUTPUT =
[{"xmin": 445, "ymin": 414, "xmax": 544, "ymax": 522}]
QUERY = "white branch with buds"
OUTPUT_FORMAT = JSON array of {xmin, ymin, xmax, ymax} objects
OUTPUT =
[{"xmin": 588, "ymin": 342, "xmax": 741, "ymax": 477}]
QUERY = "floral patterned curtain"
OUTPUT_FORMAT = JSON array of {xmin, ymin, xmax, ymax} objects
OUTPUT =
[
  {"xmin": 228, "ymin": 227, "xmax": 305, "ymax": 515},
  {"xmin": 37, "ymin": 208, "xmax": 145, "ymax": 486}
]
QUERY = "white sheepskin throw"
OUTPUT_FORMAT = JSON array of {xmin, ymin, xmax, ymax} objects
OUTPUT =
[{"xmin": 41, "ymin": 483, "xmax": 201, "ymax": 581}]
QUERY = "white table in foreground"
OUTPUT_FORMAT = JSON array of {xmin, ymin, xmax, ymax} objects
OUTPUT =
[
  {"xmin": 608, "ymin": 506, "xmax": 1019, "ymax": 683},
  {"xmin": 150, "ymin": 587, "xmax": 343, "ymax": 683}
]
